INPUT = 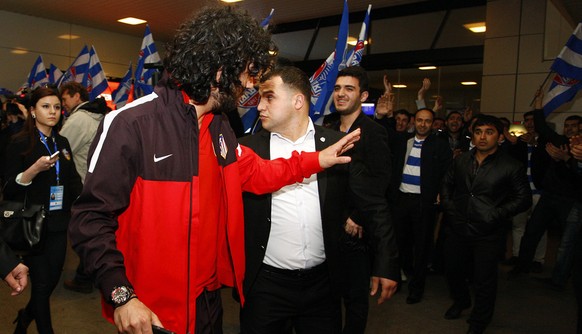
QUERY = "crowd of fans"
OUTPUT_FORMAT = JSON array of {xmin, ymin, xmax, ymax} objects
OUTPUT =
[{"xmin": 0, "ymin": 6, "xmax": 581, "ymax": 334}]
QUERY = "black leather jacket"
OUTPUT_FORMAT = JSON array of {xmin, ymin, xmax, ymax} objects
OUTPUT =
[{"xmin": 441, "ymin": 149, "xmax": 532, "ymax": 237}]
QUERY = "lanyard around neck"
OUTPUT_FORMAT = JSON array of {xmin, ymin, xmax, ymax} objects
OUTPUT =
[{"xmin": 38, "ymin": 130, "xmax": 60, "ymax": 185}]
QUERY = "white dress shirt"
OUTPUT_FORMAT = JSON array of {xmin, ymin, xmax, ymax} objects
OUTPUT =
[{"xmin": 263, "ymin": 120, "xmax": 325, "ymax": 270}]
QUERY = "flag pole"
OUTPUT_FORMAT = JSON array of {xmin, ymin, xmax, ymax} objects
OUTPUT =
[{"xmin": 529, "ymin": 71, "xmax": 553, "ymax": 107}]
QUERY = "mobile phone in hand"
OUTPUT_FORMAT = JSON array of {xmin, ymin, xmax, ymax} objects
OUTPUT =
[
  {"xmin": 50, "ymin": 151, "xmax": 59, "ymax": 159},
  {"xmin": 152, "ymin": 325, "xmax": 176, "ymax": 334}
]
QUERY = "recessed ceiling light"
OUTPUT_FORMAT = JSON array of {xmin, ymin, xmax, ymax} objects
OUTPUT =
[
  {"xmin": 11, "ymin": 48, "xmax": 28, "ymax": 55},
  {"xmin": 392, "ymin": 84, "xmax": 407, "ymax": 88},
  {"xmin": 221, "ymin": 0, "xmax": 243, "ymax": 3},
  {"xmin": 418, "ymin": 66, "xmax": 437, "ymax": 70},
  {"xmin": 347, "ymin": 36, "xmax": 370, "ymax": 46},
  {"xmin": 117, "ymin": 17, "xmax": 147, "ymax": 25},
  {"xmin": 461, "ymin": 81, "xmax": 478, "ymax": 86},
  {"xmin": 463, "ymin": 22, "xmax": 486, "ymax": 33},
  {"xmin": 58, "ymin": 34, "xmax": 80, "ymax": 40}
]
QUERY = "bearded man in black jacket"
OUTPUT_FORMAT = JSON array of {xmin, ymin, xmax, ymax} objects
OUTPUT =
[{"xmin": 440, "ymin": 115, "xmax": 531, "ymax": 334}]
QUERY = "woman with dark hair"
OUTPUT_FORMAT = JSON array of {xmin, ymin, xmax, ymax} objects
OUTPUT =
[{"xmin": 2, "ymin": 87, "xmax": 82, "ymax": 334}]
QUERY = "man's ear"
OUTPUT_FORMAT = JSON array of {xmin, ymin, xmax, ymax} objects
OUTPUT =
[
  {"xmin": 294, "ymin": 94, "xmax": 305, "ymax": 110},
  {"xmin": 360, "ymin": 91, "xmax": 369, "ymax": 103},
  {"xmin": 215, "ymin": 69, "xmax": 223, "ymax": 83}
]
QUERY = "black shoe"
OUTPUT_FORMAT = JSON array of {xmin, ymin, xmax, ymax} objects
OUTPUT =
[
  {"xmin": 530, "ymin": 261, "xmax": 543, "ymax": 273},
  {"xmin": 444, "ymin": 302, "xmax": 471, "ymax": 320},
  {"xmin": 13, "ymin": 308, "xmax": 33, "ymax": 334},
  {"xmin": 406, "ymin": 292, "xmax": 422, "ymax": 304},
  {"xmin": 63, "ymin": 279, "xmax": 93, "ymax": 294}
]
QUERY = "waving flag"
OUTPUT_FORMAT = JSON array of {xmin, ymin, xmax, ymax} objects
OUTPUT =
[
  {"xmin": 59, "ymin": 46, "xmax": 90, "ymax": 86},
  {"xmin": 345, "ymin": 5, "xmax": 371, "ymax": 68},
  {"xmin": 134, "ymin": 25, "xmax": 161, "ymax": 98},
  {"xmin": 26, "ymin": 55, "xmax": 48, "ymax": 89},
  {"xmin": 309, "ymin": 0, "xmax": 349, "ymax": 122},
  {"xmin": 238, "ymin": 9, "xmax": 276, "ymax": 134},
  {"xmin": 543, "ymin": 21, "xmax": 582, "ymax": 114},
  {"xmin": 86, "ymin": 46, "xmax": 109, "ymax": 100},
  {"xmin": 112, "ymin": 62, "xmax": 133, "ymax": 109},
  {"xmin": 49, "ymin": 64, "xmax": 63, "ymax": 85}
]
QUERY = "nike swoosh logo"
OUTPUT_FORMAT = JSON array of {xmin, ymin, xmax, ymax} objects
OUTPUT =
[{"xmin": 153, "ymin": 154, "xmax": 173, "ymax": 163}]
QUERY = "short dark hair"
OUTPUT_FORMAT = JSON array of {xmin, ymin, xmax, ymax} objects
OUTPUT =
[
  {"xmin": 523, "ymin": 111, "xmax": 534, "ymax": 119},
  {"xmin": 60, "ymin": 82, "xmax": 89, "ymax": 102},
  {"xmin": 498, "ymin": 117, "xmax": 511, "ymax": 129},
  {"xmin": 337, "ymin": 66, "xmax": 369, "ymax": 93},
  {"xmin": 260, "ymin": 66, "xmax": 311, "ymax": 100},
  {"xmin": 472, "ymin": 114, "xmax": 503, "ymax": 134},
  {"xmin": 394, "ymin": 109, "xmax": 410, "ymax": 120},
  {"xmin": 164, "ymin": 6, "xmax": 277, "ymax": 103},
  {"xmin": 565, "ymin": 115, "xmax": 582, "ymax": 123}
]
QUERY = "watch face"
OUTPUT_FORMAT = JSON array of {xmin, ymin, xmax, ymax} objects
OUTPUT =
[{"xmin": 112, "ymin": 286, "xmax": 132, "ymax": 305}]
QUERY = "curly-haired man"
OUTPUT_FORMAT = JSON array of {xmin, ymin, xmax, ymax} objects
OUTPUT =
[{"xmin": 69, "ymin": 6, "xmax": 360, "ymax": 334}]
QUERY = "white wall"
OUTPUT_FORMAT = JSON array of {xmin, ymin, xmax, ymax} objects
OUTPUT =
[{"xmin": 0, "ymin": 11, "xmax": 163, "ymax": 92}]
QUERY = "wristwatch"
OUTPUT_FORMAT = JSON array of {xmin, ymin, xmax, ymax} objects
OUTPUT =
[{"xmin": 110, "ymin": 286, "xmax": 136, "ymax": 308}]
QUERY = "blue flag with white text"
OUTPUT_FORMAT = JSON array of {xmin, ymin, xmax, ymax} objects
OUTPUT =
[
  {"xmin": 309, "ymin": 0, "xmax": 349, "ymax": 122},
  {"xmin": 345, "ymin": 5, "xmax": 371, "ymax": 68},
  {"xmin": 543, "ymin": 21, "xmax": 582, "ymax": 114},
  {"xmin": 134, "ymin": 25, "xmax": 161, "ymax": 98}
]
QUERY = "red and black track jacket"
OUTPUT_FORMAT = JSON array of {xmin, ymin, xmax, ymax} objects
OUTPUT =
[{"xmin": 69, "ymin": 76, "xmax": 322, "ymax": 333}]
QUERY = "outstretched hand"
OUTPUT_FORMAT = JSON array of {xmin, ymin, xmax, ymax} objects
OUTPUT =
[{"xmin": 319, "ymin": 128, "xmax": 361, "ymax": 169}]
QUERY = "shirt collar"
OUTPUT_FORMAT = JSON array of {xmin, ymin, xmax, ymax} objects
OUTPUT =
[{"xmin": 270, "ymin": 119, "xmax": 315, "ymax": 145}]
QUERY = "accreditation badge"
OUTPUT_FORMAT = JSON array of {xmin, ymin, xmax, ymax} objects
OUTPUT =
[{"xmin": 49, "ymin": 185, "xmax": 64, "ymax": 211}]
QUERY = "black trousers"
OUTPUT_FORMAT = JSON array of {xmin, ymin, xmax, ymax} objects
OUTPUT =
[
  {"xmin": 24, "ymin": 231, "xmax": 68, "ymax": 334},
  {"xmin": 240, "ymin": 263, "xmax": 340, "ymax": 334},
  {"xmin": 392, "ymin": 192, "xmax": 436, "ymax": 296},
  {"xmin": 195, "ymin": 289, "xmax": 223, "ymax": 334},
  {"xmin": 340, "ymin": 242, "xmax": 371, "ymax": 334},
  {"xmin": 444, "ymin": 228, "xmax": 505, "ymax": 333}
]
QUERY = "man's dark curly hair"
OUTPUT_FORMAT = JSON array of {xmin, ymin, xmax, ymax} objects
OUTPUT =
[{"xmin": 164, "ymin": 6, "xmax": 276, "ymax": 103}]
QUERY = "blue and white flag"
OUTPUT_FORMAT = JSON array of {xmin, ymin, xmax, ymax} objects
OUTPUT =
[
  {"xmin": 134, "ymin": 25, "xmax": 161, "ymax": 98},
  {"xmin": 309, "ymin": 0, "xmax": 349, "ymax": 122},
  {"xmin": 112, "ymin": 62, "xmax": 133, "ymax": 109},
  {"xmin": 543, "ymin": 21, "xmax": 582, "ymax": 114},
  {"xmin": 86, "ymin": 46, "xmax": 109, "ymax": 100},
  {"xmin": 26, "ymin": 55, "xmax": 48, "ymax": 89},
  {"xmin": 59, "ymin": 46, "xmax": 90, "ymax": 86},
  {"xmin": 48, "ymin": 64, "xmax": 63, "ymax": 85},
  {"xmin": 238, "ymin": 9, "xmax": 275, "ymax": 134},
  {"xmin": 344, "ymin": 5, "xmax": 371, "ymax": 68}
]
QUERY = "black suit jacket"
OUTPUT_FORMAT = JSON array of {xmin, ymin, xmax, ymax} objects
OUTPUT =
[
  {"xmin": 239, "ymin": 125, "xmax": 399, "ymax": 297},
  {"xmin": 391, "ymin": 133, "xmax": 452, "ymax": 204},
  {"xmin": 0, "ymin": 240, "xmax": 19, "ymax": 279}
]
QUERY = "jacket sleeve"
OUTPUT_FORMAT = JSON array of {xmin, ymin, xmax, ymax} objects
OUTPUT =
[
  {"xmin": 236, "ymin": 144, "xmax": 323, "ymax": 194},
  {"xmin": 495, "ymin": 161, "xmax": 532, "ymax": 219},
  {"xmin": 533, "ymin": 108, "xmax": 568, "ymax": 146},
  {"xmin": 347, "ymin": 126, "xmax": 399, "ymax": 281},
  {"xmin": 440, "ymin": 157, "xmax": 457, "ymax": 217},
  {"xmin": 68, "ymin": 116, "xmax": 139, "ymax": 300},
  {"xmin": 0, "ymin": 239, "xmax": 20, "ymax": 280}
]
